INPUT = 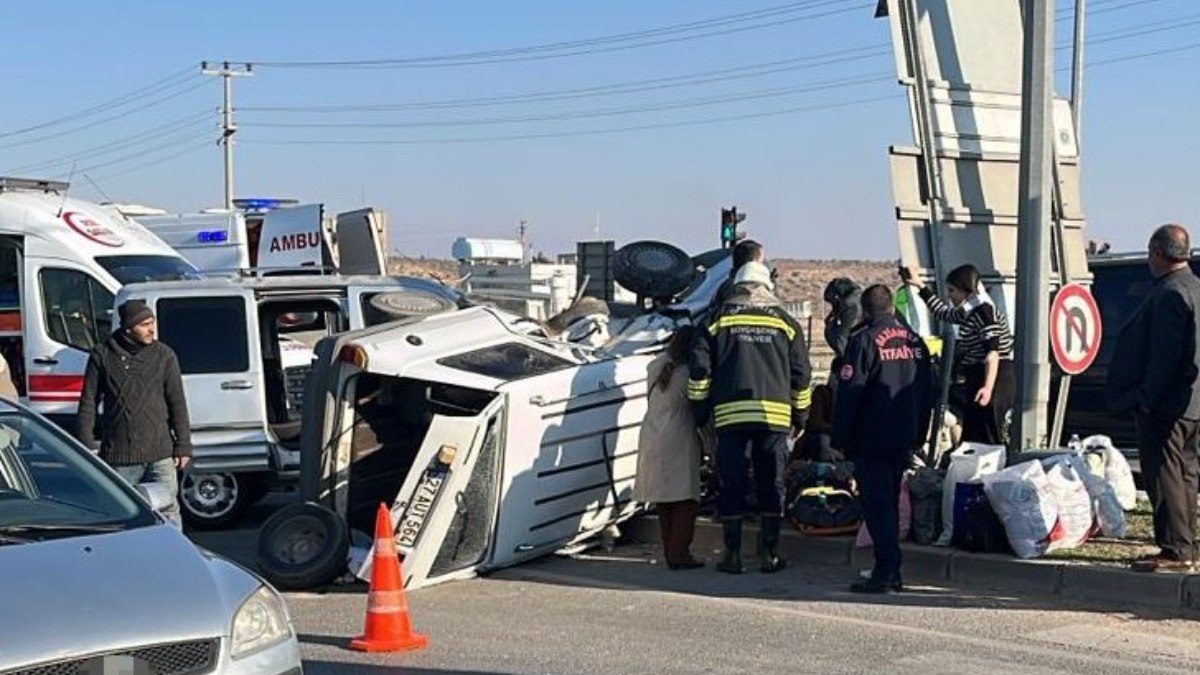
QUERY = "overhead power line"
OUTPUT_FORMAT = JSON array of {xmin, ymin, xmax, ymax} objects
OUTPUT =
[
  {"xmin": 244, "ymin": 94, "xmax": 902, "ymax": 146},
  {"xmin": 0, "ymin": 78, "xmax": 212, "ymax": 151},
  {"xmin": 242, "ymin": 36, "xmax": 1198, "ymax": 148},
  {"xmin": 247, "ymin": 0, "xmax": 1174, "ymax": 70},
  {"xmin": 251, "ymin": 0, "xmax": 868, "ymax": 69},
  {"xmin": 246, "ymin": 72, "xmax": 893, "ymax": 129},
  {"xmin": 87, "ymin": 139, "xmax": 214, "ymax": 183},
  {"xmin": 242, "ymin": 45, "xmax": 892, "ymax": 114},
  {"xmin": 5, "ymin": 111, "xmax": 214, "ymax": 175},
  {"xmin": 240, "ymin": 7, "xmax": 1193, "ymax": 117},
  {"xmin": 0, "ymin": 68, "xmax": 199, "ymax": 140}
]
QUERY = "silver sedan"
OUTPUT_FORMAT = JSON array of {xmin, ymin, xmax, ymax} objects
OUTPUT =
[{"xmin": 0, "ymin": 400, "xmax": 302, "ymax": 674}]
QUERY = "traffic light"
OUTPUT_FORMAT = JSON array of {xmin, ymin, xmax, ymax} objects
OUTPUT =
[{"xmin": 720, "ymin": 206, "xmax": 746, "ymax": 248}]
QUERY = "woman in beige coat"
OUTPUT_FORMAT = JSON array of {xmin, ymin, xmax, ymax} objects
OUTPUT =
[{"xmin": 634, "ymin": 326, "xmax": 706, "ymax": 570}]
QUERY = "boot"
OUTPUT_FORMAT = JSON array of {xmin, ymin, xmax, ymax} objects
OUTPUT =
[
  {"xmin": 716, "ymin": 519, "xmax": 745, "ymax": 574},
  {"xmin": 759, "ymin": 515, "xmax": 787, "ymax": 574}
]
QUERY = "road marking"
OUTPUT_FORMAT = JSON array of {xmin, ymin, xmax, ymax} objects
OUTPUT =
[{"xmin": 1026, "ymin": 624, "xmax": 1200, "ymax": 663}]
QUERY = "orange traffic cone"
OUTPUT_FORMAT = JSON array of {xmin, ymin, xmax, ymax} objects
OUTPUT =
[{"xmin": 349, "ymin": 503, "xmax": 429, "ymax": 653}]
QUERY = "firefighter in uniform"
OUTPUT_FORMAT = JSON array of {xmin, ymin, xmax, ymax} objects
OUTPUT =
[
  {"xmin": 831, "ymin": 285, "xmax": 935, "ymax": 593},
  {"xmin": 690, "ymin": 260, "xmax": 812, "ymax": 574}
]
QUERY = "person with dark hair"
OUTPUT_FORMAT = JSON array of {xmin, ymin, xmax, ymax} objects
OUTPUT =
[
  {"xmin": 77, "ymin": 300, "xmax": 192, "ymax": 527},
  {"xmin": 713, "ymin": 239, "xmax": 766, "ymax": 307},
  {"xmin": 900, "ymin": 262, "xmax": 1015, "ymax": 445},
  {"xmin": 1108, "ymin": 223, "xmax": 1200, "ymax": 572},
  {"xmin": 832, "ymin": 284, "xmax": 935, "ymax": 593},
  {"xmin": 690, "ymin": 261, "xmax": 812, "ymax": 574},
  {"xmin": 634, "ymin": 325, "xmax": 707, "ymax": 570}
]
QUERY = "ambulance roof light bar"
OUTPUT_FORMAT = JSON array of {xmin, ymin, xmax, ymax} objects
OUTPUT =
[{"xmin": 0, "ymin": 177, "xmax": 70, "ymax": 194}]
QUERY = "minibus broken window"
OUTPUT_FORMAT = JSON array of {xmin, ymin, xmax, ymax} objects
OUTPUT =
[{"xmin": 437, "ymin": 343, "xmax": 573, "ymax": 380}]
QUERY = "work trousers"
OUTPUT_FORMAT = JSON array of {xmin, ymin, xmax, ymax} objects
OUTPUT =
[
  {"xmin": 1135, "ymin": 413, "xmax": 1200, "ymax": 562},
  {"xmin": 856, "ymin": 451, "xmax": 911, "ymax": 581},
  {"xmin": 715, "ymin": 429, "xmax": 789, "ymax": 518},
  {"xmin": 656, "ymin": 499, "xmax": 699, "ymax": 565}
]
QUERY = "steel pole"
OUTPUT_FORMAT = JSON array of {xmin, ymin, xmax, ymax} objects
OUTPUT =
[{"xmin": 1070, "ymin": 0, "xmax": 1086, "ymax": 149}]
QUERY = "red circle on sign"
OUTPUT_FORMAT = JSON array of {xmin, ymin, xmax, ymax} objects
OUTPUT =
[
  {"xmin": 1050, "ymin": 282, "xmax": 1102, "ymax": 375},
  {"xmin": 62, "ymin": 211, "xmax": 124, "ymax": 248}
]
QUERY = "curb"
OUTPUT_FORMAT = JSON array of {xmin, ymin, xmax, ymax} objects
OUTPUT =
[{"xmin": 622, "ymin": 516, "xmax": 1198, "ymax": 613}]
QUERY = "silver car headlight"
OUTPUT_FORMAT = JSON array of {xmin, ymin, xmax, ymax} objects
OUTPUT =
[{"xmin": 230, "ymin": 586, "xmax": 293, "ymax": 660}]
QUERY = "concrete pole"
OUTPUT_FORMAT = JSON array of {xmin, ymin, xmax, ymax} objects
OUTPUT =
[
  {"xmin": 1012, "ymin": 0, "xmax": 1056, "ymax": 453},
  {"xmin": 201, "ymin": 61, "xmax": 253, "ymax": 211}
]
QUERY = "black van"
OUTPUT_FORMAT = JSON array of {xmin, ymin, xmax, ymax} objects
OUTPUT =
[{"xmin": 1057, "ymin": 251, "xmax": 1200, "ymax": 463}]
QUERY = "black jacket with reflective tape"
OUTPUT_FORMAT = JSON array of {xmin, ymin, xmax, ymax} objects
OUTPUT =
[
  {"xmin": 831, "ymin": 313, "xmax": 935, "ymax": 456},
  {"xmin": 688, "ymin": 284, "xmax": 812, "ymax": 433}
]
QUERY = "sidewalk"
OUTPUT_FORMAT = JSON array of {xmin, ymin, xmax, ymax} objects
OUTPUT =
[{"xmin": 623, "ymin": 515, "xmax": 1200, "ymax": 613}]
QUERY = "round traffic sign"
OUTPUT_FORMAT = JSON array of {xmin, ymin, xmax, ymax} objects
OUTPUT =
[{"xmin": 1050, "ymin": 282, "xmax": 1102, "ymax": 375}]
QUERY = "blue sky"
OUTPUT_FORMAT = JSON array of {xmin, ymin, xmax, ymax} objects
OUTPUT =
[{"xmin": 0, "ymin": 0, "xmax": 1196, "ymax": 259}]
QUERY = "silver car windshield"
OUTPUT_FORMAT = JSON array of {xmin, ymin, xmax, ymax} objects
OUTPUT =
[{"xmin": 0, "ymin": 412, "xmax": 155, "ymax": 534}]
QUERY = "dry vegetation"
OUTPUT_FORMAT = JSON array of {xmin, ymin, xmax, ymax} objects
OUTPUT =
[
  {"xmin": 390, "ymin": 257, "xmax": 899, "ymax": 308},
  {"xmin": 389, "ymin": 257, "xmax": 898, "ymax": 372}
]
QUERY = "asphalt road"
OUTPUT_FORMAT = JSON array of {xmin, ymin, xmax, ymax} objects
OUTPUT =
[{"xmin": 190, "ymin": 497, "xmax": 1200, "ymax": 675}]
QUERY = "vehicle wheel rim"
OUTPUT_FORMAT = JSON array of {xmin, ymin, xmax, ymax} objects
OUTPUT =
[
  {"xmin": 271, "ymin": 514, "xmax": 327, "ymax": 566},
  {"xmin": 182, "ymin": 473, "xmax": 239, "ymax": 519}
]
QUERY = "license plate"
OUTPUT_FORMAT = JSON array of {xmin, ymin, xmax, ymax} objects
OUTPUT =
[{"xmin": 396, "ymin": 473, "xmax": 444, "ymax": 549}]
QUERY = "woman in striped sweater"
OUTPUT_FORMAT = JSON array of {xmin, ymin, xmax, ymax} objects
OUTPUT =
[{"xmin": 900, "ymin": 263, "xmax": 1016, "ymax": 446}]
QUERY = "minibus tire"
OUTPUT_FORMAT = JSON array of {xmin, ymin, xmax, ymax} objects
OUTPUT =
[
  {"xmin": 614, "ymin": 241, "xmax": 695, "ymax": 300},
  {"xmin": 179, "ymin": 471, "xmax": 254, "ymax": 531},
  {"xmin": 257, "ymin": 502, "xmax": 350, "ymax": 591}
]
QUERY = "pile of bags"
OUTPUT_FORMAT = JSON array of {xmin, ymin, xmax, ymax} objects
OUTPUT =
[{"xmin": 853, "ymin": 435, "xmax": 1138, "ymax": 559}]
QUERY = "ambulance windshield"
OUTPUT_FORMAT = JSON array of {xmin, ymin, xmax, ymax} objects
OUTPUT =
[{"xmin": 96, "ymin": 255, "xmax": 202, "ymax": 284}]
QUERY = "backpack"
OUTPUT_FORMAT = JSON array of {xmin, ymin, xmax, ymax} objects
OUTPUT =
[{"xmin": 787, "ymin": 461, "xmax": 861, "ymax": 535}]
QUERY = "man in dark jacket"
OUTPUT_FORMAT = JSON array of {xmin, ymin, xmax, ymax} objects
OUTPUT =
[
  {"xmin": 1107, "ymin": 223, "xmax": 1200, "ymax": 572},
  {"xmin": 691, "ymin": 260, "xmax": 812, "ymax": 574},
  {"xmin": 832, "ymin": 285, "xmax": 935, "ymax": 593},
  {"xmin": 77, "ymin": 299, "xmax": 192, "ymax": 526}
]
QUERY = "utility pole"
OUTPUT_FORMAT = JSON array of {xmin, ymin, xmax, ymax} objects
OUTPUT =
[
  {"xmin": 1070, "ymin": 0, "xmax": 1086, "ymax": 147},
  {"xmin": 200, "ymin": 61, "xmax": 253, "ymax": 211},
  {"xmin": 1012, "ymin": 0, "xmax": 1056, "ymax": 454}
]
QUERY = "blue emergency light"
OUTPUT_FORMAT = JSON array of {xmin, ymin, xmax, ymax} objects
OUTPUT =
[
  {"xmin": 233, "ymin": 197, "xmax": 299, "ymax": 214},
  {"xmin": 197, "ymin": 230, "xmax": 229, "ymax": 243}
]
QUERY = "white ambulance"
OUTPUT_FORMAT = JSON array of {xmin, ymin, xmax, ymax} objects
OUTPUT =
[{"xmin": 0, "ymin": 177, "xmax": 201, "ymax": 428}]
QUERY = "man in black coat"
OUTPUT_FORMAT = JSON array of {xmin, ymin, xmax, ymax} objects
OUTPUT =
[
  {"xmin": 832, "ymin": 285, "xmax": 935, "ymax": 593},
  {"xmin": 1108, "ymin": 223, "xmax": 1200, "ymax": 572},
  {"xmin": 77, "ymin": 299, "xmax": 193, "ymax": 526}
]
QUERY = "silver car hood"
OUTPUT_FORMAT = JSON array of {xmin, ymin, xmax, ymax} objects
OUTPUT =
[{"xmin": 0, "ymin": 524, "xmax": 259, "ymax": 670}]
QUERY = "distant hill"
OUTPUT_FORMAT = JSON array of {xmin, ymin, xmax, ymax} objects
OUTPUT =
[{"xmin": 390, "ymin": 256, "xmax": 899, "ymax": 311}]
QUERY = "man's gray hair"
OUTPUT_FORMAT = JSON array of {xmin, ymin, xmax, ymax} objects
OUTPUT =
[{"xmin": 1149, "ymin": 223, "xmax": 1191, "ymax": 262}]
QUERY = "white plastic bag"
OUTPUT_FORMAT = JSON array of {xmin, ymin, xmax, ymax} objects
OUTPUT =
[
  {"xmin": 1042, "ymin": 458, "xmax": 1095, "ymax": 551},
  {"xmin": 937, "ymin": 443, "xmax": 1007, "ymax": 546},
  {"xmin": 1081, "ymin": 434, "xmax": 1137, "ymax": 510},
  {"xmin": 1066, "ymin": 454, "xmax": 1127, "ymax": 538},
  {"xmin": 982, "ymin": 460, "xmax": 1058, "ymax": 559}
]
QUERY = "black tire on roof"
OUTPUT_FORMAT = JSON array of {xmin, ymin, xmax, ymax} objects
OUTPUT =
[
  {"xmin": 365, "ymin": 290, "xmax": 458, "ymax": 324},
  {"xmin": 613, "ymin": 241, "xmax": 696, "ymax": 300},
  {"xmin": 257, "ymin": 501, "xmax": 350, "ymax": 591}
]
